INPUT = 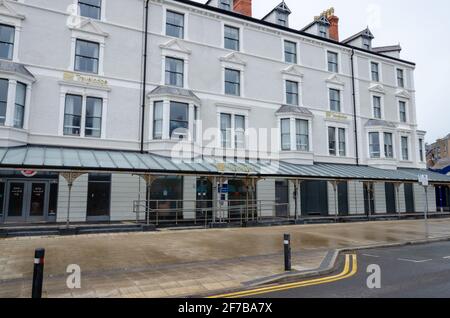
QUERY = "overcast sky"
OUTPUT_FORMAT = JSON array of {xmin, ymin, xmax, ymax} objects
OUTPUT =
[{"xmin": 193, "ymin": 0, "xmax": 450, "ymax": 143}]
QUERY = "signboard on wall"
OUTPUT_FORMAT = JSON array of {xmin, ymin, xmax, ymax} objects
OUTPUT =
[{"xmin": 21, "ymin": 170, "xmax": 37, "ymax": 178}]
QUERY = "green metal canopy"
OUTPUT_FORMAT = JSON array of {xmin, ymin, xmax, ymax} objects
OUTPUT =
[{"xmin": 0, "ymin": 145, "xmax": 449, "ymax": 183}]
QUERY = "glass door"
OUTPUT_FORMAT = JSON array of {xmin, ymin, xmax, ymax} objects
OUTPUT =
[
  {"xmin": 6, "ymin": 182, "xmax": 26, "ymax": 222},
  {"xmin": 28, "ymin": 182, "xmax": 47, "ymax": 221}
]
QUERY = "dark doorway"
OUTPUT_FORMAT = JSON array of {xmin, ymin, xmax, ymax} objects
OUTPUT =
[
  {"xmin": 300, "ymin": 180, "xmax": 328, "ymax": 216},
  {"xmin": 404, "ymin": 183, "xmax": 415, "ymax": 213},
  {"xmin": 149, "ymin": 176, "xmax": 183, "ymax": 221},
  {"xmin": 436, "ymin": 185, "xmax": 450, "ymax": 212},
  {"xmin": 228, "ymin": 179, "xmax": 256, "ymax": 221},
  {"xmin": 363, "ymin": 182, "xmax": 375, "ymax": 216},
  {"xmin": 385, "ymin": 182, "xmax": 397, "ymax": 214},
  {"xmin": 275, "ymin": 180, "xmax": 289, "ymax": 217},
  {"xmin": 86, "ymin": 174, "xmax": 111, "ymax": 221},
  {"xmin": 196, "ymin": 178, "xmax": 212, "ymax": 221},
  {"xmin": 337, "ymin": 182, "xmax": 349, "ymax": 216}
]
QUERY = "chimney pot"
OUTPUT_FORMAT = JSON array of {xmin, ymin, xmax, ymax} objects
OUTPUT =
[{"xmin": 233, "ymin": 0, "xmax": 252, "ymax": 17}]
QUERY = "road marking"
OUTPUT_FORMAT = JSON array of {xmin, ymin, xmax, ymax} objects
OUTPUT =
[
  {"xmin": 443, "ymin": 256, "xmax": 450, "ymax": 259},
  {"xmin": 398, "ymin": 258, "xmax": 433, "ymax": 263},
  {"xmin": 208, "ymin": 254, "xmax": 357, "ymax": 299},
  {"xmin": 362, "ymin": 254, "xmax": 380, "ymax": 258}
]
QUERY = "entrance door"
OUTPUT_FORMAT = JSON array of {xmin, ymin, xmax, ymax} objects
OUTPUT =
[
  {"xmin": 404, "ymin": 183, "xmax": 415, "ymax": 213},
  {"xmin": 363, "ymin": 183, "xmax": 375, "ymax": 216},
  {"xmin": 5, "ymin": 181, "xmax": 49, "ymax": 222},
  {"xmin": 337, "ymin": 182, "xmax": 349, "ymax": 216},
  {"xmin": 196, "ymin": 178, "xmax": 212, "ymax": 221},
  {"xmin": 385, "ymin": 183, "xmax": 397, "ymax": 214},
  {"xmin": 275, "ymin": 180, "xmax": 289, "ymax": 217}
]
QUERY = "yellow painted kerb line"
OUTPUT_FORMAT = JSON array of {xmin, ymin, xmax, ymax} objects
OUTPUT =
[{"xmin": 208, "ymin": 254, "xmax": 357, "ymax": 298}]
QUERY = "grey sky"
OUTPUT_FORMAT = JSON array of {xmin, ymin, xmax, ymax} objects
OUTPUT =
[{"xmin": 192, "ymin": 0, "xmax": 450, "ymax": 143}]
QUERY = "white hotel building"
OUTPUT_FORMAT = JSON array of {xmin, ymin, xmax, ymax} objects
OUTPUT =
[{"xmin": 0, "ymin": 0, "xmax": 448, "ymax": 226}]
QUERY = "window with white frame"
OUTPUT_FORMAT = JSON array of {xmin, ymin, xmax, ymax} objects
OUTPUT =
[
  {"xmin": 369, "ymin": 132, "xmax": 380, "ymax": 158},
  {"xmin": 234, "ymin": 114, "xmax": 245, "ymax": 149},
  {"xmin": 296, "ymin": 119, "xmax": 309, "ymax": 151},
  {"xmin": 224, "ymin": 68, "xmax": 240, "ymax": 96},
  {"xmin": 219, "ymin": 0, "xmax": 232, "ymax": 11},
  {"xmin": 384, "ymin": 132, "xmax": 394, "ymax": 159},
  {"xmin": 193, "ymin": 105, "xmax": 198, "ymax": 142},
  {"xmin": 13, "ymin": 82, "xmax": 26, "ymax": 129},
  {"xmin": 319, "ymin": 24, "xmax": 328, "ymax": 38},
  {"xmin": 0, "ymin": 79, "xmax": 8, "ymax": 125},
  {"xmin": 419, "ymin": 138, "xmax": 424, "ymax": 162},
  {"xmin": 328, "ymin": 127, "xmax": 346, "ymax": 156},
  {"xmin": 285, "ymin": 80, "xmax": 298, "ymax": 105},
  {"xmin": 362, "ymin": 37, "xmax": 371, "ymax": 50},
  {"xmin": 327, "ymin": 51, "xmax": 338, "ymax": 73},
  {"xmin": 165, "ymin": 57, "xmax": 184, "ymax": 87},
  {"xmin": 170, "ymin": 101, "xmax": 189, "ymax": 140},
  {"xmin": 276, "ymin": 11, "xmax": 288, "ymax": 27},
  {"xmin": 166, "ymin": 10, "xmax": 184, "ymax": 39},
  {"xmin": 153, "ymin": 101, "xmax": 163, "ymax": 140},
  {"xmin": 224, "ymin": 25, "xmax": 240, "ymax": 51},
  {"xmin": 284, "ymin": 40, "xmax": 297, "ymax": 64},
  {"xmin": 373, "ymin": 96, "xmax": 382, "ymax": 119},
  {"xmin": 329, "ymin": 88, "xmax": 341, "ymax": 112},
  {"xmin": 399, "ymin": 101, "xmax": 407, "ymax": 123},
  {"xmin": 220, "ymin": 113, "xmax": 231, "ymax": 148},
  {"xmin": 401, "ymin": 136, "xmax": 409, "ymax": 160},
  {"xmin": 75, "ymin": 39, "xmax": 99, "ymax": 74},
  {"xmin": 371, "ymin": 62, "xmax": 379, "ymax": 82},
  {"xmin": 79, "ymin": 0, "xmax": 102, "ymax": 20},
  {"xmin": 85, "ymin": 96, "xmax": 102, "ymax": 137},
  {"xmin": 397, "ymin": 69, "xmax": 405, "ymax": 88},
  {"xmin": 281, "ymin": 118, "xmax": 291, "ymax": 151},
  {"xmin": 0, "ymin": 24, "xmax": 15, "ymax": 60},
  {"xmin": 63, "ymin": 94, "xmax": 103, "ymax": 138}
]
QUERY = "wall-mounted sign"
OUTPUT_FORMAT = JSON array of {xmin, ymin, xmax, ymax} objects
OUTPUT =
[
  {"xmin": 21, "ymin": 170, "xmax": 37, "ymax": 177},
  {"xmin": 326, "ymin": 112, "xmax": 348, "ymax": 121},
  {"xmin": 63, "ymin": 72, "xmax": 108, "ymax": 87}
]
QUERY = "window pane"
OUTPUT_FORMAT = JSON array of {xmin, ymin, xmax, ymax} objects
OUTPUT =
[
  {"xmin": 224, "ymin": 26, "xmax": 239, "ymax": 51},
  {"xmin": 286, "ymin": 80, "xmax": 298, "ymax": 105},
  {"xmin": 384, "ymin": 133, "xmax": 393, "ymax": 158},
  {"xmin": 373, "ymin": 96, "xmax": 381, "ymax": 118},
  {"xmin": 79, "ymin": 0, "xmax": 101, "ymax": 19},
  {"xmin": 219, "ymin": 0, "xmax": 231, "ymax": 10},
  {"xmin": 328, "ymin": 52, "xmax": 338, "ymax": 72},
  {"xmin": 166, "ymin": 11, "xmax": 184, "ymax": 38},
  {"xmin": 225, "ymin": 69, "xmax": 240, "ymax": 96},
  {"xmin": 281, "ymin": 119, "xmax": 290, "ymax": 151},
  {"xmin": 75, "ymin": 40, "xmax": 99, "ymax": 73},
  {"xmin": 221, "ymin": 113, "xmax": 231, "ymax": 148},
  {"xmin": 0, "ymin": 24, "xmax": 14, "ymax": 60},
  {"xmin": 14, "ymin": 82, "xmax": 26, "ymax": 128},
  {"xmin": 329, "ymin": 89, "xmax": 340, "ymax": 112},
  {"xmin": 153, "ymin": 101, "xmax": 163, "ymax": 139},
  {"xmin": 64, "ymin": 94, "xmax": 82, "ymax": 136},
  {"xmin": 369, "ymin": 132, "xmax": 380, "ymax": 158},
  {"xmin": 339, "ymin": 128, "xmax": 346, "ymax": 156},
  {"xmin": 170, "ymin": 101, "xmax": 188, "ymax": 139},
  {"xmin": 165, "ymin": 57, "xmax": 184, "ymax": 87},
  {"xmin": 85, "ymin": 97, "xmax": 102, "ymax": 138},
  {"xmin": 401, "ymin": 136, "xmax": 409, "ymax": 160},
  {"xmin": 0, "ymin": 78, "xmax": 8, "ymax": 124},
  {"xmin": 235, "ymin": 115, "xmax": 245, "ymax": 149},
  {"xmin": 284, "ymin": 41, "xmax": 297, "ymax": 63},
  {"xmin": 296, "ymin": 119, "xmax": 309, "ymax": 151},
  {"xmin": 328, "ymin": 127, "xmax": 336, "ymax": 155}
]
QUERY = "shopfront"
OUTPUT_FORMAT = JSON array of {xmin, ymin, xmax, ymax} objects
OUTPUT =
[{"xmin": 0, "ymin": 172, "xmax": 58, "ymax": 223}]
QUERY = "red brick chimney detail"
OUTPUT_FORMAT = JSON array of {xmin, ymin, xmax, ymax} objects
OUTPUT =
[
  {"xmin": 233, "ymin": 0, "xmax": 252, "ymax": 17},
  {"xmin": 328, "ymin": 15, "xmax": 339, "ymax": 41}
]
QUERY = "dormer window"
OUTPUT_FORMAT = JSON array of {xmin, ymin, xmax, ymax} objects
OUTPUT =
[
  {"xmin": 319, "ymin": 24, "xmax": 328, "ymax": 38},
  {"xmin": 277, "ymin": 11, "xmax": 288, "ymax": 27},
  {"xmin": 79, "ymin": 0, "xmax": 101, "ymax": 20},
  {"xmin": 362, "ymin": 37, "xmax": 371, "ymax": 50},
  {"xmin": 219, "ymin": 0, "xmax": 232, "ymax": 11}
]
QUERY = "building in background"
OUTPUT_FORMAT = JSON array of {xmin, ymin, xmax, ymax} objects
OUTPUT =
[{"xmin": 0, "ymin": 0, "xmax": 448, "ymax": 225}]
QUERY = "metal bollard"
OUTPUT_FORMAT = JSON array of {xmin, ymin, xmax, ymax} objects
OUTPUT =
[
  {"xmin": 32, "ymin": 248, "xmax": 45, "ymax": 298},
  {"xmin": 284, "ymin": 234, "xmax": 291, "ymax": 271}
]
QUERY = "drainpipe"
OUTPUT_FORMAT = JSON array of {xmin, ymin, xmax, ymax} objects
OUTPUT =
[
  {"xmin": 350, "ymin": 49, "xmax": 360, "ymax": 166},
  {"xmin": 140, "ymin": 0, "xmax": 150, "ymax": 154}
]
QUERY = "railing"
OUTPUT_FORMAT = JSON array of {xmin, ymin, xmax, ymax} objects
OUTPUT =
[{"xmin": 133, "ymin": 199, "xmax": 292, "ymax": 227}]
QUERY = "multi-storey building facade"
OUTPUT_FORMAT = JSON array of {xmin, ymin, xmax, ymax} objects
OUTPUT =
[{"xmin": 0, "ymin": 0, "xmax": 448, "ymax": 225}]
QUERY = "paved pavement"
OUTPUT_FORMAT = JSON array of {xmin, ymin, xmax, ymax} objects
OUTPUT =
[
  {"xmin": 1, "ymin": 218, "xmax": 450, "ymax": 298},
  {"xmin": 242, "ymin": 241, "xmax": 450, "ymax": 298}
]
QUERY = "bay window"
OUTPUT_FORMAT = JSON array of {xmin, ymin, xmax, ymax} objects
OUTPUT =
[
  {"xmin": 13, "ymin": 82, "xmax": 26, "ymax": 129},
  {"xmin": 281, "ymin": 118, "xmax": 291, "ymax": 151},
  {"xmin": 296, "ymin": 119, "xmax": 309, "ymax": 151},
  {"xmin": 63, "ymin": 94, "xmax": 104, "ymax": 138},
  {"xmin": 170, "ymin": 101, "xmax": 189, "ymax": 139},
  {"xmin": 369, "ymin": 132, "xmax": 380, "ymax": 158}
]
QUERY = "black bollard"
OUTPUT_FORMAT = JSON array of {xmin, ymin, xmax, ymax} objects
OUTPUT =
[
  {"xmin": 32, "ymin": 248, "xmax": 45, "ymax": 298},
  {"xmin": 284, "ymin": 234, "xmax": 291, "ymax": 271}
]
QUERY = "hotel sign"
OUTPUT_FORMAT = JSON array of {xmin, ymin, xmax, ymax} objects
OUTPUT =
[
  {"xmin": 326, "ymin": 112, "xmax": 348, "ymax": 121},
  {"xmin": 63, "ymin": 72, "xmax": 108, "ymax": 87},
  {"xmin": 216, "ymin": 163, "xmax": 255, "ymax": 174}
]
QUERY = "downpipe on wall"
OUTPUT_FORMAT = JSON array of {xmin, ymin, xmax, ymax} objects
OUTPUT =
[{"xmin": 140, "ymin": 0, "xmax": 150, "ymax": 154}]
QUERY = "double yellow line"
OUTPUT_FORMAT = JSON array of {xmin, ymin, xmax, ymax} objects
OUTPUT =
[{"xmin": 209, "ymin": 254, "xmax": 357, "ymax": 298}]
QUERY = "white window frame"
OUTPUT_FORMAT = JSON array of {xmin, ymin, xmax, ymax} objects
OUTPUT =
[
  {"xmin": 69, "ymin": 29, "xmax": 106, "ymax": 76},
  {"xmin": 58, "ymin": 83, "xmax": 108, "ymax": 139},
  {"xmin": 221, "ymin": 60, "xmax": 245, "ymax": 97},
  {"xmin": 325, "ymin": 50, "xmax": 340, "ymax": 74},
  {"xmin": 367, "ymin": 129, "xmax": 397, "ymax": 160},
  {"xmin": 75, "ymin": 0, "xmax": 106, "ymax": 21},
  {"xmin": 162, "ymin": 7, "xmax": 189, "ymax": 40},
  {"xmin": 221, "ymin": 20, "xmax": 244, "ymax": 53},
  {"xmin": 278, "ymin": 116, "xmax": 313, "ymax": 153},
  {"xmin": 327, "ymin": 84, "xmax": 344, "ymax": 113},
  {"xmin": 371, "ymin": 94, "xmax": 384, "ymax": 120},
  {"xmin": 369, "ymin": 60, "xmax": 383, "ymax": 83},
  {"xmin": 0, "ymin": 74, "xmax": 33, "ymax": 130},
  {"xmin": 281, "ymin": 37, "xmax": 300, "ymax": 65},
  {"xmin": 326, "ymin": 123, "xmax": 348, "ymax": 157},
  {"xmin": 282, "ymin": 72, "xmax": 303, "ymax": 106},
  {"xmin": 216, "ymin": 105, "xmax": 249, "ymax": 150},
  {"xmin": 160, "ymin": 46, "xmax": 190, "ymax": 89},
  {"xmin": 0, "ymin": 4, "xmax": 25, "ymax": 63},
  {"xmin": 400, "ymin": 134, "xmax": 411, "ymax": 162},
  {"xmin": 395, "ymin": 67, "xmax": 406, "ymax": 89},
  {"xmin": 397, "ymin": 98, "xmax": 408, "ymax": 123}
]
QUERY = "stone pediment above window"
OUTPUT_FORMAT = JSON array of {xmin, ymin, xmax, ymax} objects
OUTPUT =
[
  {"xmin": 276, "ymin": 105, "xmax": 313, "ymax": 117},
  {"xmin": 69, "ymin": 19, "xmax": 109, "ymax": 39},
  {"xmin": 395, "ymin": 89, "xmax": 411, "ymax": 99},
  {"xmin": 369, "ymin": 83, "xmax": 386, "ymax": 94},
  {"xmin": 160, "ymin": 39, "xmax": 191, "ymax": 55},
  {"xmin": 0, "ymin": 0, "xmax": 25, "ymax": 21},
  {"xmin": 219, "ymin": 52, "xmax": 246, "ymax": 67},
  {"xmin": 326, "ymin": 73, "xmax": 344, "ymax": 86},
  {"xmin": 282, "ymin": 65, "xmax": 304, "ymax": 78}
]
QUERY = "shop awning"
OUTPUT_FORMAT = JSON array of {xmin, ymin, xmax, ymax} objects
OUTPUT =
[{"xmin": 0, "ymin": 145, "xmax": 449, "ymax": 183}]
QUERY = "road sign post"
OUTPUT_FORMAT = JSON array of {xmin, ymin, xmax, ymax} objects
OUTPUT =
[
  {"xmin": 418, "ymin": 175, "xmax": 430, "ymax": 239},
  {"xmin": 284, "ymin": 234, "xmax": 292, "ymax": 271}
]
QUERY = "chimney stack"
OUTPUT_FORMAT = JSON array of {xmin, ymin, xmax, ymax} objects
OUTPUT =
[
  {"xmin": 233, "ymin": 0, "xmax": 252, "ymax": 17},
  {"xmin": 328, "ymin": 15, "xmax": 339, "ymax": 41}
]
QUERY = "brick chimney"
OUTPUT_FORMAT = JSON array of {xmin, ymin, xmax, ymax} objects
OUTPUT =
[
  {"xmin": 233, "ymin": 0, "xmax": 252, "ymax": 17},
  {"xmin": 328, "ymin": 15, "xmax": 339, "ymax": 41}
]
